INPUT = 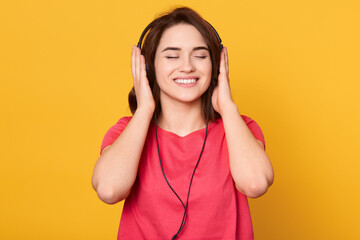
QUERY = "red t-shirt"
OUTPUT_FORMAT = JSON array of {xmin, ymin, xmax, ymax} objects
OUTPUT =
[{"xmin": 100, "ymin": 115, "xmax": 265, "ymax": 240}]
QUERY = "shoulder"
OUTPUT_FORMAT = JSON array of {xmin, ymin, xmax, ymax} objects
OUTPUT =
[
  {"xmin": 240, "ymin": 114, "xmax": 256, "ymax": 124},
  {"xmin": 241, "ymin": 114, "xmax": 266, "ymax": 150},
  {"xmin": 99, "ymin": 116, "xmax": 133, "ymax": 155},
  {"xmin": 116, "ymin": 116, "xmax": 132, "ymax": 125},
  {"xmin": 218, "ymin": 115, "xmax": 266, "ymax": 150},
  {"xmin": 107, "ymin": 116, "xmax": 133, "ymax": 134},
  {"xmin": 214, "ymin": 115, "xmax": 257, "ymax": 126}
]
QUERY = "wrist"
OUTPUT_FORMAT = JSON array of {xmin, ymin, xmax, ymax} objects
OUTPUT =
[
  {"xmin": 219, "ymin": 101, "xmax": 238, "ymax": 117},
  {"xmin": 134, "ymin": 106, "xmax": 155, "ymax": 120}
]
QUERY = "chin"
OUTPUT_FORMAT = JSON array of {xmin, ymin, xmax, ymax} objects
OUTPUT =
[{"xmin": 175, "ymin": 95, "xmax": 204, "ymax": 104}]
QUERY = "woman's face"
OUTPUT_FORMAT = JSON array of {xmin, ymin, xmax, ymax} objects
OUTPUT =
[{"xmin": 154, "ymin": 23, "xmax": 212, "ymax": 105}]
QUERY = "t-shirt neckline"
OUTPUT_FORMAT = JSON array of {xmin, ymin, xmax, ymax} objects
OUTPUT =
[{"xmin": 153, "ymin": 118, "xmax": 220, "ymax": 139}]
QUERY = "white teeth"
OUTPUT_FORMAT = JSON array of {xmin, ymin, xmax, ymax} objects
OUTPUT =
[{"xmin": 174, "ymin": 79, "xmax": 197, "ymax": 84}]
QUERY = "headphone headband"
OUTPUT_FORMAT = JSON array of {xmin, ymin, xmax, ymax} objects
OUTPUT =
[{"xmin": 137, "ymin": 22, "xmax": 153, "ymax": 49}]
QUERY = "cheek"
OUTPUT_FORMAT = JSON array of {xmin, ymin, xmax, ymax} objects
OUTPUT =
[
  {"xmin": 205, "ymin": 63, "xmax": 213, "ymax": 88},
  {"xmin": 155, "ymin": 61, "xmax": 173, "ymax": 87},
  {"xmin": 203, "ymin": 61, "xmax": 212, "ymax": 79},
  {"xmin": 155, "ymin": 61, "xmax": 175, "ymax": 79}
]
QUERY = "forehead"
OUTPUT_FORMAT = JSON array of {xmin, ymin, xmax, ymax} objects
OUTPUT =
[{"xmin": 158, "ymin": 23, "xmax": 207, "ymax": 49}]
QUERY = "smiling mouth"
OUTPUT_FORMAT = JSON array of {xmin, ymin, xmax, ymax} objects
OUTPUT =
[{"xmin": 174, "ymin": 78, "xmax": 198, "ymax": 84}]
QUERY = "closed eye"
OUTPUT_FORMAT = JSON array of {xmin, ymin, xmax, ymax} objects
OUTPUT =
[{"xmin": 165, "ymin": 56, "xmax": 207, "ymax": 59}]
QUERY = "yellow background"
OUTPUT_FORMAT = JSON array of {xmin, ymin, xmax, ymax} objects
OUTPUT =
[{"xmin": 1, "ymin": 0, "xmax": 359, "ymax": 239}]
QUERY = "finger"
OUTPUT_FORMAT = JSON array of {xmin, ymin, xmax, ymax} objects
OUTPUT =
[
  {"xmin": 140, "ymin": 54, "xmax": 147, "ymax": 83},
  {"xmin": 135, "ymin": 47, "xmax": 141, "ymax": 83},
  {"xmin": 131, "ymin": 45, "xmax": 136, "ymax": 79},
  {"xmin": 225, "ymin": 47, "xmax": 229, "ymax": 74},
  {"xmin": 219, "ymin": 47, "xmax": 226, "ymax": 77}
]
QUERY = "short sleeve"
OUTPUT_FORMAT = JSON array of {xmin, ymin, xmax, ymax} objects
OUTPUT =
[
  {"xmin": 100, "ymin": 116, "xmax": 132, "ymax": 155},
  {"xmin": 241, "ymin": 115, "xmax": 266, "ymax": 151}
]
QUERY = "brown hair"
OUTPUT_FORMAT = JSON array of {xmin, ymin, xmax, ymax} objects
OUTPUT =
[{"xmin": 128, "ymin": 7, "xmax": 221, "ymax": 122}]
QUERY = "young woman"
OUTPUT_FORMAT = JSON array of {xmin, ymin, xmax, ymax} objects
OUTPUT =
[{"xmin": 92, "ymin": 7, "xmax": 274, "ymax": 240}]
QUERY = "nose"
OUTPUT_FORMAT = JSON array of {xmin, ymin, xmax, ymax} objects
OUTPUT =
[{"xmin": 178, "ymin": 56, "xmax": 195, "ymax": 73}]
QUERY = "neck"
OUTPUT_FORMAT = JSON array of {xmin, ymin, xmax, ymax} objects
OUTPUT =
[{"xmin": 157, "ymin": 98, "xmax": 207, "ymax": 137}]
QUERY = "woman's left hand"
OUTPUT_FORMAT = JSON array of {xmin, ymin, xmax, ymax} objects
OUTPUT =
[{"xmin": 211, "ymin": 47, "xmax": 235, "ymax": 116}]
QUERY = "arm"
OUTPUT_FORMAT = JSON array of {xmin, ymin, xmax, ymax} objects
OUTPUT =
[
  {"xmin": 92, "ymin": 109, "xmax": 153, "ymax": 204},
  {"xmin": 91, "ymin": 46, "xmax": 155, "ymax": 204},
  {"xmin": 212, "ymin": 47, "xmax": 274, "ymax": 198},
  {"xmin": 222, "ymin": 104, "xmax": 274, "ymax": 198}
]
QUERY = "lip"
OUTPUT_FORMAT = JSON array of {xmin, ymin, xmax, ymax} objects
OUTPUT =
[{"xmin": 173, "ymin": 76, "xmax": 199, "ymax": 80}]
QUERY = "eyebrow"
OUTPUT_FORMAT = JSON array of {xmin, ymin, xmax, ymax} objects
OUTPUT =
[{"xmin": 161, "ymin": 46, "xmax": 209, "ymax": 52}]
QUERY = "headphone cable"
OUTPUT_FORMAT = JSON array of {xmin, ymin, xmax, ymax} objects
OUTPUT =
[{"xmin": 155, "ymin": 102, "xmax": 211, "ymax": 239}]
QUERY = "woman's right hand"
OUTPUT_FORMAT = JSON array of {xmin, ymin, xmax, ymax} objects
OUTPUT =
[{"xmin": 131, "ymin": 45, "xmax": 155, "ymax": 115}]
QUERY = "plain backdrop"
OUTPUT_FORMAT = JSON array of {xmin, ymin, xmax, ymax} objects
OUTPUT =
[{"xmin": 1, "ymin": 0, "xmax": 359, "ymax": 239}]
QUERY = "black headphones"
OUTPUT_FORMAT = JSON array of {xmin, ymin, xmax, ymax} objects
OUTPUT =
[
  {"xmin": 137, "ymin": 20, "xmax": 223, "ymax": 239},
  {"xmin": 137, "ymin": 20, "xmax": 223, "ymax": 75}
]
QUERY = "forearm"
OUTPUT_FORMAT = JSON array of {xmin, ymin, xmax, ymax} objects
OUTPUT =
[
  {"xmin": 92, "ymin": 108, "xmax": 153, "ymax": 204},
  {"xmin": 221, "ymin": 103, "xmax": 274, "ymax": 198}
]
